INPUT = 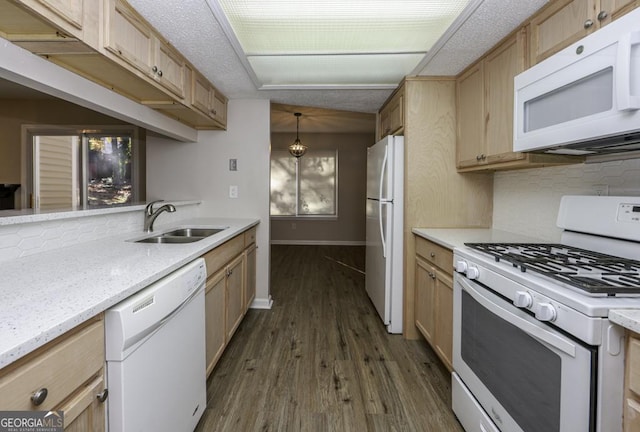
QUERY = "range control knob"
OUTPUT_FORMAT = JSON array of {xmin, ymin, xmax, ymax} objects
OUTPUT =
[
  {"xmin": 513, "ymin": 291, "xmax": 533, "ymax": 308},
  {"xmin": 455, "ymin": 260, "xmax": 468, "ymax": 274},
  {"xmin": 536, "ymin": 303, "xmax": 557, "ymax": 322},
  {"xmin": 466, "ymin": 266, "xmax": 480, "ymax": 280}
]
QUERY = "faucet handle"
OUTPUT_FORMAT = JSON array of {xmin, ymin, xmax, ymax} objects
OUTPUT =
[{"xmin": 145, "ymin": 200, "xmax": 164, "ymax": 215}]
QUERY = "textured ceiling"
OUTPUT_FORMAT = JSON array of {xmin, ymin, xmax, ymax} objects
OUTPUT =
[{"xmin": 126, "ymin": 0, "xmax": 549, "ymax": 115}]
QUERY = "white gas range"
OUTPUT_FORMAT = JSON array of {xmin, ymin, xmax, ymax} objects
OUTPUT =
[{"xmin": 452, "ymin": 195, "xmax": 640, "ymax": 432}]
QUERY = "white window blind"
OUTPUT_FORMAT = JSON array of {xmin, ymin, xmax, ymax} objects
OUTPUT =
[{"xmin": 270, "ymin": 149, "xmax": 337, "ymax": 217}]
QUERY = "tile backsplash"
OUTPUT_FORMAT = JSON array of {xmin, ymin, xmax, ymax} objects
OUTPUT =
[
  {"xmin": 0, "ymin": 203, "xmax": 200, "ymax": 262},
  {"xmin": 493, "ymin": 158, "xmax": 640, "ymax": 241}
]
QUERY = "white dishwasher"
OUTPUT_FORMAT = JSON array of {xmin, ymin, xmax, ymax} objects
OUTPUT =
[{"xmin": 105, "ymin": 258, "xmax": 207, "ymax": 432}]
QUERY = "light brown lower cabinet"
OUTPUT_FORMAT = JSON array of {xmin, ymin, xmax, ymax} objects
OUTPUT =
[
  {"xmin": 414, "ymin": 235, "xmax": 454, "ymax": 371},
  {"xmin": 625, "ymin": 331, "xmax": 640, "ymax": 431},
  {"xmin": 205, "ymin": 269, "xmax": 226, "ymax": 377},
  {"xmin": 202, "ymin": 226, "xmax": 257, "ymax": 377},
  {"xmin": 0, "ymin": 317, "xmax": 107, "ymax": 431},
  {"xmin": 225, "ymin": 254, "xmax": 245, "ymax": 341}
]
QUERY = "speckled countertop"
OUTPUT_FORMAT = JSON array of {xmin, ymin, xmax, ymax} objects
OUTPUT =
[
  {"xmin": 411, "ymin": 227, "xmax": 543, "ymax": 250},
  {"xmin": 0, "ymin": 217, "xmax": 258, "ymax": 368},
  {"xmin": 609, "ymin": 310, "xmax": 640, "ymax": 333}
]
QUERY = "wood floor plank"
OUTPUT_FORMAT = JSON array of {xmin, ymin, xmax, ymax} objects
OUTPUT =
[{"xmin": 195, "ymin": 245, "xmax": 463, "ymax": 431}]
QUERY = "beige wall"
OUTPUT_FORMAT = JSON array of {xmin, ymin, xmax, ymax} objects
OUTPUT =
[
  {"xmin": 270, "ymin": 132, "xmax": 374, "ymax": 244},
  {"xmin": 0, "ymin": 99, "xmax": 129, "ymax": 184}
]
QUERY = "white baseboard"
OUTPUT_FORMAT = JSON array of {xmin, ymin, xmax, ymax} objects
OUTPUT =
[
  {"xmin": 270, "ymin": 240, "xmax": 365, "ymax": 246},
  {"xmin": 250, "ymin": 296, "xmax": 273, "ymax": 309}
]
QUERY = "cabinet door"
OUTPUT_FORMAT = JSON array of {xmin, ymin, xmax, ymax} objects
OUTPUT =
[
  {"xmin": 226, "ymin": 255, "xmax": 245, "ymax": 341},
  {"xmin": 28, "ymin": 0, "xmax": 84, "ymax": 31},
  {"xmin": 104, "ymin": 0, "xmax": 154, "ymax": 75},
  {"xmin": 529, "ymin": 0, "xmax": 597, "ymax": 65},
  {"xmin": 378, "ymin": 88, "xmax": 404, "ymax": 139},
  {"xmin": 599, "ymin": 0, "xmax": 638, "ymax": 25},
  {"xmin": 154, "ymin": 40, "xmax": 186, "ymax": 98},
  {"xmin": 205, "ymin": 269, "xmax": 226, "ymax": 377},
  {"xmin": 244, "ymin": 244, "xmax": 256, "ymax": 312},
  {"xmin": 61, "ymin": 375, "xmax": 106, "ymax": 432},
  {"xmin": 434, "ymin": 270, "xmax": 454, "ymax": 372},
  {"xmin": 415, "ymin": 256, "xmax": 435, "ymax": 343},
  {"xmin": 192, "ymin": 71, "xmax": 213, "ymax": 116},
  {"xmin": 456, "ymin": 62, "xmax": 485, "ymax": 168},
  {"xmin": 212, "ymin": 90, "xmax": 227, "ymax": 126},
  {"xmin": 484, "ymin": 29, "xmax": 528, "ymax": 165}
]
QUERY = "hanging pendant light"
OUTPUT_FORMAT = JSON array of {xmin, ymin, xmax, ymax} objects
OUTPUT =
[{"xmin": 288, "ymin": 112, "xmax": 307, "ymax": 158}]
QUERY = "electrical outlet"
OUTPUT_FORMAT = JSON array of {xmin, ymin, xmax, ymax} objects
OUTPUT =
[
  {"xmin": 229, "ymin": 185, "xmax": 238, "ymax": 198},
  {"xmin": 594, "ymin": 184, "xmax": 609, "ymax": 196},
  {"xmin": 229, "ymin": 159, "xmax": 237, "ymax": 171}
]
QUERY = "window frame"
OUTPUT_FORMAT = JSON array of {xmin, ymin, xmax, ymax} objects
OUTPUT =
[
  {"xmin": 21, "ymin": 124, "xmax": 140, "ymax": 210},
  {"xmin": 270, "ymin": 148, "xmax": 339, "ymax": 220}
]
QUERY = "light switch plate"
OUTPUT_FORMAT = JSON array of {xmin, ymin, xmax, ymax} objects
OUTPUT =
[
  {"xmin": 229, "ymin": 159, "xmax": 237, "ymax": 171},
  {"xmin": 229, "ymin": 185, "xmax": 238, "ymax": 198}
]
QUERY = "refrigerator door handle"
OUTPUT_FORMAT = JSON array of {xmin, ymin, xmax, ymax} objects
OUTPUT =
[
  {"xmin": 378, "ymin": 145, "xmax": 388, "ymax": 201},
  {"xmin": 378, "ymin": 147, "xmax": 388, "ymax": 259},
  {"xmin": 379, "ymin": 200, "xmax": 386, "ymax": 259}
]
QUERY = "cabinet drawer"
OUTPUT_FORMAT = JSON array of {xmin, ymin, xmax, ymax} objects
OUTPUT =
[
  {"xmin": 244, "ymin": 227, "xmax": 256, "ymax": 247},
  {"xmin": 202, "ymin": 234, "xmax": 244, "ymax": 278},
  {"xmin": 415, "ymin": 237, "xmax": 453, "ymax": 273},
  {"xmin": 0, "ymin": 319, "xmax": 104, "ymax": 411}
]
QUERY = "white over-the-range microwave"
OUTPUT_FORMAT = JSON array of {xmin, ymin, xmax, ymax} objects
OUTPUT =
[{"xmin": 514, "ymin": 7, "xmax": 640, "ymax": 156}]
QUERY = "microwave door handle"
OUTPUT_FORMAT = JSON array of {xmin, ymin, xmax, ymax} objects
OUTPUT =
[
  {"xmin": 616, "ymin": 30, "xmax": 640, "ymax": 111},
  {"xmin": 459, "ymin": 277, "xmax": 577, "ymax": 357}
]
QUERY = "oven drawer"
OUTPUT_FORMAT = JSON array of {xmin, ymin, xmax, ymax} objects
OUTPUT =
[{"xmin": 452, "ymin": 372, "xmax": 499, "ymax": 432}]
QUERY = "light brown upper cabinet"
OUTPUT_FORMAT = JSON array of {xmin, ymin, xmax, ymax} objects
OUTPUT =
[
  {"xmin": 191, "ymin": 70, "xmax": 228, "ymax": 127},
  {"xmin": 529, "ymin": 0, "xmax": 639, "ymax": 65},
  {"xmin": 456, "ymin": 61, "xmax": 485, "ymax": 169},
  {"xmin": 377, "ymin": 86, "xmax": 405, "ymax": 140},
  {"xmin": 0, "ymin": 0, "xmax": 100, "ymax": 53},
  {"xmin": 0, "ymin": 0, "xmax": 227, "ymax": 129},
  {"xmin": 104, "ymin": 0, "xmax": 186, "ymax": 99},
  {"xmin": 456, "ymin": 29, "xmax": 581, "ymax": 171}
]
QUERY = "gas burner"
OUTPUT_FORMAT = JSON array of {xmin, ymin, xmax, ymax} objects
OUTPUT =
[{"xmin": 465, "ymin": 243, "xmax": 640, "ymax": 296}]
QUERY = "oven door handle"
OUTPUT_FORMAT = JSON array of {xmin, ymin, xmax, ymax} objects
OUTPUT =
[{"xmin": 459, "ymin": 278, "xmax": 577, "ymax": 357}]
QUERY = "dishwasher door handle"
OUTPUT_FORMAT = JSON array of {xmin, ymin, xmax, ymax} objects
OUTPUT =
[{"xmin": 121, "ymin": 284, "xmax": 204, "ymax": 354}]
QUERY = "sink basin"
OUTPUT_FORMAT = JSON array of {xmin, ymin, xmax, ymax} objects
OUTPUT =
[
  {"xmin": 135, "ymin": 236, "xmax": 204, "ymax": 244},
  {"xmin": 163, "ymin": 228, "xmax": 225, "ymax": 237},
  {"xmin": 131, "ymin": 226, "xmax": 228, "ymax": 244}
]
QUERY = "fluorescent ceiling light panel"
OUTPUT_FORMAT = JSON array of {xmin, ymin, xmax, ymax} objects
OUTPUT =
[{"xmin": 216, "ymin": 0, "xmax": 470, "ymax": 88}]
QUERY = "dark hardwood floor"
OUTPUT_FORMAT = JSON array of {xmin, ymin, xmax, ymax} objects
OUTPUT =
[{"xmin": 195, "ymin": 245, "xmax": 463, "ymax": 431}]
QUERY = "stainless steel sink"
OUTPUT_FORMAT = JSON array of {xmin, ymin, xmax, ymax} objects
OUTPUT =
[
  {"xmin": 135, "ymin": 236, "xmax": 204, "ymax": 244},
  {"xmin": 131, "ymin": 226, "xmax": 228, "ymax": 244},
  {"xmin": 163, "ymin": 228, "xmax": 225, "ymax": 237}
]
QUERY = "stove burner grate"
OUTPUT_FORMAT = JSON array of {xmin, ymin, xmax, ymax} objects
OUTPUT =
[{"xmin": 464, "ymin": 243, "xmax": 640, "ymax": 295}]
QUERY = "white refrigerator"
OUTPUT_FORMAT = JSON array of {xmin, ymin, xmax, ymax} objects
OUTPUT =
[{"xmin": 365, "ymin": 135, "xmax": 403, "ymax": 334}]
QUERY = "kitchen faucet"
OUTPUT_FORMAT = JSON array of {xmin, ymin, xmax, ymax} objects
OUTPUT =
[{"xmin": 144, "ymin": 200, "xmax": 176, "ymax": 232}]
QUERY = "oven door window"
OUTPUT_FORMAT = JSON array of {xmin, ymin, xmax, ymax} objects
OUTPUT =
[
  {"xmin": 459, "ymin": 287, "xmax": 596, "ymax": 432},
  {"xmin": 461, "ymin": 290, "xmax": 561, "ymax": 431}
]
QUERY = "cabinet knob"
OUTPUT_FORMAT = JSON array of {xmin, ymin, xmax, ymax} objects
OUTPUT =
[
  {"xmin": 97, "ymin": 389, "xmax": 109, "ymax": 403},
  {"xmin": 152, "ymin": 65, "xmax": 158, "ymax": 73},
  {"xmin": 430, "ymin": 252, "xmax": 436, "ymax": 258},
  {"xmin": 476, "ymin": 154, "xmax": 482, "ymax": 161},
  {"xmin": 584, "ymin": 19, "xmax": 594, "ymax": 29},
  {"xmin": 31, "ymin": 388, "xmax": 48, "ymax": 406},
  {"xmin": 597, "ymin": 10, "xmax": 608, "ymax": 21},
  {"xmin": 481, "ymin": 154, "xmax": 486, "ymax": 160},
  {"xmin": 157, "ymin": 70, "xmax": 163, "ymax": 77}
]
